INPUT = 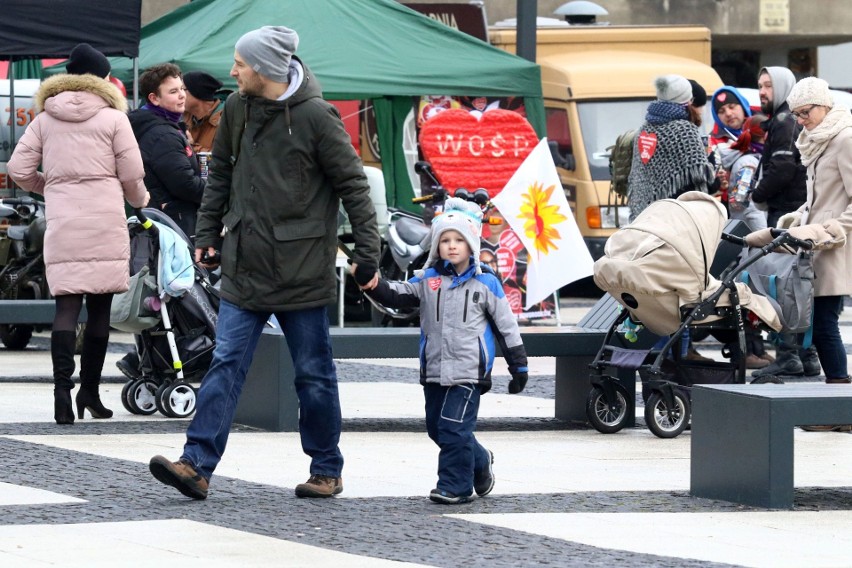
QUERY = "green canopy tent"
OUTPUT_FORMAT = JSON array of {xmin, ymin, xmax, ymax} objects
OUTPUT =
[{"xmin": 49, "ymin": 0, "xmax": 545, "ymax": 208}]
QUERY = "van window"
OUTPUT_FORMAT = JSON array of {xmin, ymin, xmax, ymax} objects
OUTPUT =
[
  {"xmin": 545, "ymin": 107, "xmax": 573, "ymax": 169},
  {"xmin": 577, "ymin": 100, "xmax": 650, "ymax": 180}
]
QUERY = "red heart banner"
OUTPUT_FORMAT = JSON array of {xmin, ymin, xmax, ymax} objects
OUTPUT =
[
  {"xmin": 637, "ymin": 131, "xmax": 658, "ymax": 164},
  {"xmin": 418, "ymin": 109, "xmax": 538, "ymax": 198}
]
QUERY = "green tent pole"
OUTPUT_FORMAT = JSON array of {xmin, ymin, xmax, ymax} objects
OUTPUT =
[
  {"xmin": 374, "ymin": 96, "xmax": 416, "ymax": 213},
  {"xmin": 524, "ymin": 95, "xmax": 547, "ymax": 139}
]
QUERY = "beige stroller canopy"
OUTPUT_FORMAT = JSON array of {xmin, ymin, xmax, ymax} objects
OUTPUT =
[{"xmin": 594, "ymin": 191, "xmax": 781, "ymax": 335}]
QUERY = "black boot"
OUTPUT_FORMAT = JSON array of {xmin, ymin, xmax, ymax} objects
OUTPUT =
[
  {"xmin": 800, "ymin": 345, "xmax": 821, "ymax": 377},
  {"xmin": 51, "ymin": 330, "xmax": 77, "ymax": 425},
  {"xmin": 752, "ymin": 335, "xmax": 803, "ymax": 378},
  {"xmin": 76, "ymin": 334, "xmax": 113, "ymax": 419}
]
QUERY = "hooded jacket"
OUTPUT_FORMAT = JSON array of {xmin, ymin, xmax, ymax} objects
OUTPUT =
[
  {"xmin": 708, "ymin": 86, "xmax": 753, "ymax": 145},
  {"xmin": 366, "ymin": 260, "xmax": 528, "ymax": 390},
  {"xmin": 7, "ymin": 74, "xmax": 147, "ymax": 296},
  {"xmin": 128, "ymin": 106, "xmax": 205, "ymax": 238},
  {"xmin": 750, "ymin": 67, "xmax": 807, "ymax": 215},
  {"xmin": 195, "ymin": 58, "xmax": 380, "ymax": 311}
]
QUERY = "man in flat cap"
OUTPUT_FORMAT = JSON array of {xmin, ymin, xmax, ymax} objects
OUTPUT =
[
  {"xmin": 182, "ymin": 70, "xmax": 227, "ymax": 153},
  {"xmin": 149, "ymin": 26, "xmax": 380, "ymax": 501}
]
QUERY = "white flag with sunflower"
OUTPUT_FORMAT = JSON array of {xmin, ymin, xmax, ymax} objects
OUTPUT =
[{"xmin": 491, "ymin": 137, "xmax": 594, "ymax": 308}]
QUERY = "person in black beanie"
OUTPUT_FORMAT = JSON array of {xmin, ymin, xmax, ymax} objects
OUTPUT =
[
  {"xmin": 66, "ymin": 43, "xmax": 111, "ymax": 79},
  {"xmin": 687, "ymin": 79, "xmax": 708, "ymax": 126},
  {"xmin": 182, "ymin": 70, "xmax": 227, "ymax": 153}
]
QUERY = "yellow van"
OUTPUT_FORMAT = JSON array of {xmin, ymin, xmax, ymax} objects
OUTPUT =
[{"xmin": 490, "ymin": 25, "xmax": 723, "ymax": 259}]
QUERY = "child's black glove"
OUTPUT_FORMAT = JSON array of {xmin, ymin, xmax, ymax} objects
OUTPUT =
[
  {"xmin": 508, "ymin": 371, "xmax": 528, "ymax": 394},
  {"xmin": 353, "ymin": 263, "xmax": 377, "ymax": 286}
]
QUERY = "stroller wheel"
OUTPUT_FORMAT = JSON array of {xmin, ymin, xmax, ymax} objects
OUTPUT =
[
  {"xmin": 127, "ymin": 378, "xmax": 159, "ymax": 416},
  {"xmin": 586, "ymin": 384, "xmax": 633, "ymax": 434},
  {"xmin": 155, "ymin": 382, "xmax": 176, "ymax": 418},
  {"xmin": 645, "ymin": 390, "xmax": 690, "ymax": 439},
  {"xmin": 120, "ymin": 380, "xmax": 136, "ymax": 414},
  {"xmin": 162, "ymin": 382, "xmax": 197, "ymax": 418},
  {"xmin": 750, "ymin": 375, "xmax": 784, "ymax": 385}
]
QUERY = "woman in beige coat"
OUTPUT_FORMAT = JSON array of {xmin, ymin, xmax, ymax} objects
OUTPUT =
[
  {"xmin": 768, "ymin": 77, "xmax": 852, "ymax": 388},
  {"xmin": 7, "ymin": 44, "xmax": 148, "ymax": 424}
]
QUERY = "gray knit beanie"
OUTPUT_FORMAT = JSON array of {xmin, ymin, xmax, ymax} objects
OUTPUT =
[
  {"xmin": 655, "ymin": 74, "xmax": 693, "ymax": 104},
  {"xmin": 235, "ymin": 26, "xmax": 299, "ymax": 83},
  {"xmin": 425, "ymin": 197, "xmax": 484, "ymax": 274}
]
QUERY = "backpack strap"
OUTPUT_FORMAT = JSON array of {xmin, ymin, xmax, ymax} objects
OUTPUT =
[{"xmin": 225, "ymin": 94, "xmax": 248, "ymax": 166}]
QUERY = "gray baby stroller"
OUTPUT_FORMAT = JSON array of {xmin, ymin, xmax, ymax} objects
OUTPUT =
[
  {"xmin": 587, "ymin": 192, "xmax": 814, "ymax": 438},
  {"xmin": 111, "ymin": 209, "xmax": 218, "ymax": 418}
]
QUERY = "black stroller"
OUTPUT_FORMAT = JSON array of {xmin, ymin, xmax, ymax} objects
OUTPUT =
[
  {"xmin": 111, "ymin": 208, "xmax": 218, "ymax": 418},
  {"xmin": 586, "ymin": 192, "xmax": 814, "ymax": 438}
]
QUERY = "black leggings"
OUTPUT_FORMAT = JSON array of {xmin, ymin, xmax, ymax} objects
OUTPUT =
[{"xmin": 53, "ymin": 293, "xmax": 113, "ymax": 337}]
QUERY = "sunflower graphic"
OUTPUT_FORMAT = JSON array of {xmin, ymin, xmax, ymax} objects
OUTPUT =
[{"xmin": 517, "ymin": 181, "xmax": 567, "ymax": 256}]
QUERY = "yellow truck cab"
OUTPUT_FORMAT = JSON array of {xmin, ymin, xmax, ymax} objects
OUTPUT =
[{"xmin": 490, "ymin": 24, "xmax": 723, "ymax": 259}]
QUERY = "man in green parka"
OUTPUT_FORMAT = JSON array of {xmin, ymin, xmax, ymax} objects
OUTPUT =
[{"xmin": 149, "ymin": 26, "xmax": 380, "ymax": 500}]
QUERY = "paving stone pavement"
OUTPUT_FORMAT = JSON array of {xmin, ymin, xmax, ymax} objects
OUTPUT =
[{"xmin": 2, "ymin": 298, "xmax": 852, "ymax": 567}]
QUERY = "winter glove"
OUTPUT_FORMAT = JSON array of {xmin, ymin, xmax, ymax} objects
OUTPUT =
[
  {"xmin": 777, "ymin": 211, "xmax": 803, "ymax": 229},
  {"xmin": 508, "ymin": 371, "xmax": 528, "ymax": 394},
  {"xmin": 789, "ymin": 220, "xmax": 847, "ymax": 250},
  {"xmin": 353, "ymin": 263, "xmax": 377, "ymax": 287},
  {"xmin": 744, "ymin": 228, "xmax": 774, "ymax": 247}
]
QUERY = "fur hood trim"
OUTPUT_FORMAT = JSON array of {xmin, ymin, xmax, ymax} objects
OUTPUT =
[{"xmin": 35, "ymin": 74, "xmax": 127, "ymax": 113}]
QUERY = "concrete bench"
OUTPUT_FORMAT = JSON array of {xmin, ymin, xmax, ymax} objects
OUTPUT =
[
  {"xmin": 234, "ymin": 325, "xmax": 608, "ymax": 432},
  {"xmin": 690, "ymin": 384, "xmax": 852, "ymax": 509},
  {"xmin": 0, "ymin": 300, "xmax": 86, "ymax": 324}
]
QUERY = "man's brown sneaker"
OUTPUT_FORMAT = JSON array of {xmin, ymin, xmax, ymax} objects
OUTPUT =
[
  {"xmin": 149, "ymin": 455, "xmax": 208, "ymax": 500},
  {"xmin": 295, "ymin": 474, "xmax": 343, "ymax": 498}
]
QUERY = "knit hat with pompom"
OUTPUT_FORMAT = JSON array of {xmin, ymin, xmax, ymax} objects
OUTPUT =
[{"xmin": 425, "ymin": 197, "xmax": 483, "ymax": 273}]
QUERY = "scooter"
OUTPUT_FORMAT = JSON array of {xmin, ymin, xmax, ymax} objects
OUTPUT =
[
  {"xmin": 0, "ymin": 196, "xmax": 49, "ymax": 349},
  {"xmin": 367, "ymin": 161, "xmax": 498, "ymax": 326}
]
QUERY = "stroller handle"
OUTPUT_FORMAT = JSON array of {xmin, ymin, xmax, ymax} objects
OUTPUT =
[
  {"xmin": 769, "ymin": 228, "xmax": 814, "ymax": 250},
  {"xmin": 134, "ymin": 208, "xmax": 159, "ymax": 237},
  {"xmin": 721, "ymin": 228, "xmax": 814, "ymax": 251}
]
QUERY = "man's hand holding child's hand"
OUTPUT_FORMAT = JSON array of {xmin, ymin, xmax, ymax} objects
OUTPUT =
[{"xmin": 352, "ymin": 263, "xmax": 378, "ymax": 290}]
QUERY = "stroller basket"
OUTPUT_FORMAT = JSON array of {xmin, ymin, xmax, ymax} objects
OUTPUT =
[{"xmin": 638, "ymin": 360, "xmax": 736, "ymax": 388}]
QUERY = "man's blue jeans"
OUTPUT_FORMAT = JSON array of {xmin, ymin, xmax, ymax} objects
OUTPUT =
[
  {"xmin": 182, "ymin": 299, "xmax": 343, "ymax": 481},
  {"xmin": 424, "ymin": 383, "xmax": 489, "ymax": 497}
]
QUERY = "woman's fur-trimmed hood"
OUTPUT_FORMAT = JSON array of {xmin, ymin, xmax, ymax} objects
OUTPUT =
[{"xmin": 35, "ymin": 74, "xmax": 127, "ymax": 113}]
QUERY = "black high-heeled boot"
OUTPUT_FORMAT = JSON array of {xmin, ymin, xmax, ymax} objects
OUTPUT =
[
  {"xmin": 51, "ymin": 330, "xmax": 77, "ymax": 425},
  {"xmin": 76, "ymin": 334, "xmax": 113, "ymax": 419},
  {"xmin": 54, "ymin": 388, "xmax": 75, "ymax": 425}
]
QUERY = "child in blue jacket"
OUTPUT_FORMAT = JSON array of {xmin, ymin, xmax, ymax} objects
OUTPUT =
[{"xmin": 357, "ymin": 198, "xmax": 528, "ymax": 504}]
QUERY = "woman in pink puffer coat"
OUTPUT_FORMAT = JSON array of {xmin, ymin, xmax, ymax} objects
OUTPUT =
[{"xmin": 7, "ymin": 44, "xmax": 149, "ymax": 425}]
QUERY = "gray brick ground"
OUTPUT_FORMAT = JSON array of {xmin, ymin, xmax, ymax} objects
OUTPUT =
[
  {"xmin": 0, "ymin": 436, "xmax": 750, "ymax": 568},
  {"xmin": 3, "ymin": 318, "xmax": 852, "ymax": 566}
]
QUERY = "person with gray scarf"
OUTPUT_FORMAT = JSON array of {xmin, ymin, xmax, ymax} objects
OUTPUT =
[{"xmin": 627, "ymin": 74, "xmax": 715, "ymax": 221}]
